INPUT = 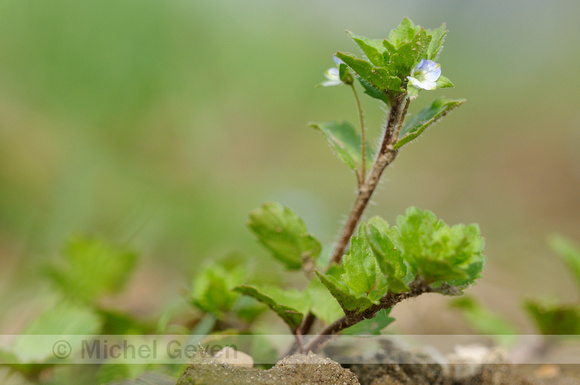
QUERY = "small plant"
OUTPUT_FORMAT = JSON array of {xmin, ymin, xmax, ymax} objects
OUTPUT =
[{"xmin": 201, "ymin": 17, "xmax": 487, "ymax": 353}]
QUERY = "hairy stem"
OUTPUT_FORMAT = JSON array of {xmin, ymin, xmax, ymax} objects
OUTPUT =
[
  {"xmin": 329, "ymin": 93, "xmax": 407, "ymax": 266},
  {"xmin": 302, "ymin": 279, "xmax": 433, "ymax": 353},
  {"xmin": 350, "ymin": 83, "xmax": 366, "ymax": 185},
  {"xmin": 298, "ymin": 93, "xmax": 408, "ymax": 338}
]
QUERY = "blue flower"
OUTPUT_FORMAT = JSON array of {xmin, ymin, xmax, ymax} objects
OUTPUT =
[
  {"xmin": 320, "ymin": 56, "xmax": 345, "ymax": 87},
  {"xmin": 407, "ymin": 59, "xmax": 442, "ymax": 90}
]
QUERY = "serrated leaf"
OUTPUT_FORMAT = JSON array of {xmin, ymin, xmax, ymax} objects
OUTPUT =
[
  {"xmin": 382, "ymin": 39, "xmax": 397, "ymax": 56},
  {"xmin": 395, "ymin": 29, "xmax": 432, "ymax": 75},
  {"xmin": 248, "ymin": 202, "xmax": 321, "ymax": 270},
  {"xmin": 310, "ymin": 120, "xmax": 375, "ymax": 172},
  {"xmin": 315, "ymin": 271, "xmax": 375, "ymax": 314},
  {"xmin": 525, "ymin": 301, "xmax": 580, "ymax": 335},
  {"xmin": 44, "ymin": 236, "xmax": 137, "ymax": 303},
  {"xmin": 342, "ymin": 226, "xmax": 387, "ymax": 295},
  {"xmin": 335, "ymin": 52, "xmax": 402, "ymax": 92},
  {"xmin": 549, "ymin": 235, "xmax": 580, "ymax": 293},
  {"xmin": 426, "ymin": 24, "xmax": 447, "ymax": 60},
  {"xmin": 305, "ymin": 278, "xmax": 344, "ymax": 324},
  {"xmin": 436, "ymin": 75, "xmax": 454, "ymax": 88},
  {"xmin": 358, "ymin": 78, "xmax": 390, "ymax": 105},
  {"xmin": 342, "ymin": 308, "xmax": 395, "ymax": 335},
  {"xmin": 395, "ymin": 98, "xmax": 465, "ymax": 149},
  {"xmin": 388, "ymin": 18, "xmax": 420, "ymax": 47},
  {"xmin": 233, "ymin": 285, "xmax": 305, "ymax": 331},
  {"xmin": 347, "ymin": 31, "xmax": 386, "ymax": 67},
  {"xmin": 190, "ymin": 264, "xmax": 245, "ymax": 319},
  {"xmin": 396, "ymin": 207, "xmax": 485, "ymax": 287},
  {"xmin": 366, "ymin": 217, "xmax": 411, "ymax": 293}
]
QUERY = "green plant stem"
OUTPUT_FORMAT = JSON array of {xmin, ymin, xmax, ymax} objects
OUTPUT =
[
  {"xmin": 298, "ymin": 93, "xmax": 408, "ymax": 338},
  {"xmin": 328, "ymin": 92, "xmax": 407, "ymax": 267},
  {"xmin": 350, "ymin": 83, "xmax": 366, "ymax": 186},
  {"xmin": 301, "ymin": 278, "xmax": 434, "ymax": 353},
  {"xmin": 392, "ymin": 98, "xmax": 410, "ymax": 143}
]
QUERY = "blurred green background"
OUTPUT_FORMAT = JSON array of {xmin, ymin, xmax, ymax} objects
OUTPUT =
[{"xmin": 0, "ymin": 0, "xmax": 579, "ymax": 334}]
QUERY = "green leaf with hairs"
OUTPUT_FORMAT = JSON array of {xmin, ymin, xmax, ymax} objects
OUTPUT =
[
  {"xmin": 426, "ymin": 24, "xmax": 447, "ymax": 60},
  {"xmin": 358, "ymin": 78, "xmax": 390, "ymax": 105},
  {"xmin": 248, "ymin": 202, "xmax": 321, "ymax": 270},
  {"xmin": 233, "ymin": 285, "xmax": 306, "ymax": 331},
  {"xmin": 341, "ymin": 226, "xmax": 388, "ymax": 296},
  {"xmin": 365, "ymin": 216, "xmax": 412, "ymax": 293},
  {"xmin": 310, "ymin": 120, "xmax": 374, "ymax": 172},
  {"xmin": 305, "ymin": 277, "xmax": 344, "ymax": 324},
  {"xmin": 315, "ymin": 271, "xmax": 376, "ymax": 314},
  {"xmin": 388, "ymin": 18, "xmax": 420, "ymax": 47},
  {"xmin": 342, "ymin": 308, "xmax": 395, "ymax": 335},
  {"xmin": 347, "ymin": 31, "xmax": 387, "ymax": 67},
  {"xmin": 315, "ymin": 227, "xmax": 388, "ymax": 315},
  {"xmin": 396, "ymin": 207, "xmax": 485, "ymax": 288},
  {"xmin": 436, "ymin": 75, "xmax": 454, "ymax": 89},
  {"xmin": 395, "ymin": 98, "xmax": 465, "ymax": 149},
  {"xmin": 335, "ymin": 52, "xmax": 402, "ymax": 92}
]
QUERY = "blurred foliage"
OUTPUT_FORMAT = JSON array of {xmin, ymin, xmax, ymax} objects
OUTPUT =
[
  {"xmin": 525, "ymin": 236, "xmax": 580, "ymax": 335},
  {"xmin": 0, "ymin": 0, "xmax": 579, "ymax": 373}
]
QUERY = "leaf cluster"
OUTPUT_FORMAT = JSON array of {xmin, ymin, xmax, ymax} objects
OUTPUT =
[
  {"xmin": 240, "ymin": 205, "xmax": 485, "ymax": 333},
  {"xmin": 317, "ymin": 207, "xmax": 485, "ymax": 316},
  {"xmin": 337, "ymin": 18, "xmax": 451, "ymax": 104}
]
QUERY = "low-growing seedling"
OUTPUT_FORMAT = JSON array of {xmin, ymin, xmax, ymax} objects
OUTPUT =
[{"xmin": 189, "ymin": 18, "xmax": 486, "ymax": 353}]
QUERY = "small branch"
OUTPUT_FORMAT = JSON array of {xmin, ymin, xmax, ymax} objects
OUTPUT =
[
  {"xmin": 293, "ymin": 326, "xmax": 306, "ymax": 353},
  {"xmin": 302, "ymin": 278, "xmax": 433, "ymax": 353},
  {"xmin": 350, "ymin": 83, "xmax": 366, "ymax": 184},
  {"xmin": 300, "ymin": 312, "xmax": 316, "ymax": 335}
]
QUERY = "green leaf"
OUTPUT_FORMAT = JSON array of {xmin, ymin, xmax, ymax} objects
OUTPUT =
[
  {"xmin": 395, "ymin": 98, "xmax": 465, "ymax": 149},
  {"xmin": 233, "ymin": 285, "xmax": 306, "ymax": 331},
  {"xmin": 525, "ymin": 301, "xmax": 580, "ymax": 335},
  {"xmin": 190, "ymin": 264, "xmax": 245, "ymax": 319},
  {"xmin": 396, "ymin": 207, "xmax": 485, "ymax": 288},
  {"xmin": 346, "ymin": 31, "xmax": 386, "ymax": 67},
  {"xmin": 341, "ymin": 226, "xmax": 387, "ymax": 296},
  {"xmin": 44, "ymin": 236, "xmax": 137, "ymax": 303},
  {"xmin": 436, "ymin": 75, "xmax": 454, "ymax": 88},
  {"xmin": 549, "ymin": 235, "xmax": 580, "ymax": 293},
  {"xmin": 426, "ymin": 24, "xmax": 447, "ymax": 60},
  {"xmin": 358, "ymin": 78, "xmax": 390, "ymax": 105},
  {"xmin": 451, "ymin": 297, "xmax": 518, "ymax": 335},
  {"xmin": 9, "ymin": 300, "xmax": 103, "ymax": 363},
  {"xmin": 232, "ymin": 296, "xmax": 267, "ymax": 324},
  {"xmin": 247, "ymin": 202, "xmax": 321, "ymax": 270},
  {"xmin": 305, "ymin": 277, "xmax": 344, "ymax": 324},
  {"xmin": 310, "ymin": 120, "xmax": 374, "ymax": 172},
  {"xmin": 338, "ymin": 63, "xmax": 353, "ymax": 85},
  {"xmin": 365, "ymin": 217, "xmax": 411, "ymax": 293},
  {"xmin": 335, "ymin": 52, "xmax": 402, "ymax": 92},
  {"xmin": 394, "ymin": 29, "xmax": 432, "ymax": 75},
  {"xmin": 315, "ymin": 271, "xmax": 375, "ymax": 314},
  {"xmin": 388, "ymin": 18, "xmax": 420, "ymax": 47},
  {"xmin": 342, "ymin": 309, "xmax": 395, "ymax": 335}
]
